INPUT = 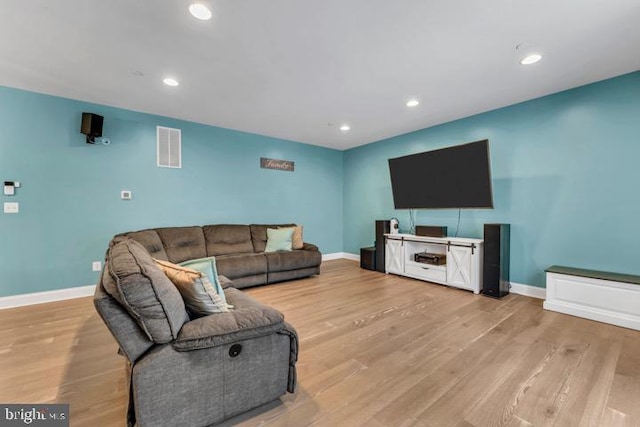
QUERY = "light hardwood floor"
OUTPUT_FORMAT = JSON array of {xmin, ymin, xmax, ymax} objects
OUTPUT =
[{"xmin": 1, "ymin": 259, "xmax": 639, "ymax": 426}]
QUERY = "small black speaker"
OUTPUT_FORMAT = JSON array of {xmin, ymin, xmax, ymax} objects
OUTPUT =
[
  {"xmin": 415, "ymin": 225, "xmax": 447, "ymax": 238},
  {"xmin": 360, "ymin": 247, "xmax": 376, "ymax": 271},
  {"xmin": 482, "ymin": 224, "xmax": 510, "ymax": 298},
  {"xmin": 375, "ymin": 220, "xmax": 390, "ymax": 273},
  {"xmin": 81, "ymin": 113, "xmax": 104, "ymax": 142}
]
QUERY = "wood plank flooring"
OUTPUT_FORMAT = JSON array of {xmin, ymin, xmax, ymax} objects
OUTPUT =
[{"xmin": 1, "ymin": 259, "xmax": 639, "ymax": 426}]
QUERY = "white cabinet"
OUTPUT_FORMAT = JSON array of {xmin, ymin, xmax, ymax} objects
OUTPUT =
[
  {"xmin": 544, "ymin": 267, "xmax": 640, "ymax": 331},
  {"xmin": 385, "ymin": 237, "xmax": 404, "ymax": 274},
  {"xmin": 385, "ymin": 234, "xmax": 483, "ymax": 294},
  {"xmin": 447, "ymin": 245, "xmax": 474, "ymax": 291},
  {"xmin": 403, "ymin": 239, "xmax": 447, "ymax": 284}
]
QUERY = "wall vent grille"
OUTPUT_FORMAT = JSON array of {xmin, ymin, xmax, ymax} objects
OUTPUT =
[{"xmin": 157, "ymin": 126, "xmax": 181, "ymax": 168}]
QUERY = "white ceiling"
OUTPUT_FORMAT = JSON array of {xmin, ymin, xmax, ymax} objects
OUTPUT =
[{"xmin": 1, "ymin": 0, "xmax": 639, "ymax": 150}]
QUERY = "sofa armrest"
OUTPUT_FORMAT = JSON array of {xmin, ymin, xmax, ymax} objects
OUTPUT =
[
  {"xmin": 301, "ymin": 242, "xmax": 319, "ymax": 251},
  {"xmin": 173, "ymin": 288, "xmax": 284, "ymax": 351},
  {"xmin": 279, "ymin": 321, "xmax": 299, "ymax": 393}
]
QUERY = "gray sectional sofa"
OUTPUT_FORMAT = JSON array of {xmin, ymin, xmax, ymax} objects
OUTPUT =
[
  {"xmin": 118, "ymin": 223, "xmax": 322, "ymax": 288},
  {"xmin": 93, "ymin": 224, "xmax": 320, "ymax": 426}
]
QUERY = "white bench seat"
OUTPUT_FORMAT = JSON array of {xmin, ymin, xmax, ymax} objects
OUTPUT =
[{"xmin": 544, "ymin": 265, "xmax": 640, "ymax": 331}]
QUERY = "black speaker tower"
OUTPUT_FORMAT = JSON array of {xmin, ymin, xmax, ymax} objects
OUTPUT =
[
  {"xmin": 375, "ymin": 220, "xmax": 390, "ymax": 273},
  {"xmin": 482, "ymin": 223, "xmax": 510, "ymax": 298}
]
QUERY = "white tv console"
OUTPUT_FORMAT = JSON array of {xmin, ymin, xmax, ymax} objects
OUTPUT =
[{"xmin": 385, "ymin": 233, "xmax": 484, "ymax": 294}]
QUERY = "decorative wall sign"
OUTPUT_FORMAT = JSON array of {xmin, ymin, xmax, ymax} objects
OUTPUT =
[{"xmin": 260, "ymin": 157, "xmax": 295, "ymax": 172}]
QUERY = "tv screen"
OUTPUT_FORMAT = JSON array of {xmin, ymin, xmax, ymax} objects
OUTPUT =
[{"xmin": 388, "ymin": 139, "xmax": 494, "ymax": 209}]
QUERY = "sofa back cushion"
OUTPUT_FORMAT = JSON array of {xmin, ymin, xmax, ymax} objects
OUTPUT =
[
  {"xmin": 204, "ymin": 225, "xmax": 254, "ymax": 256},
  {"xmin": 250, "ymin": 224, "xmax": 296, "ymax": 253},
  {"xmin": 156, "ymin": 226, "xmax": 207, "ymax": 263},
  {"xmin": 104, "ymin": 238, "xmax": 188, "ymax": 343},
  {"xmin": 124, "ymin": 229, "xmax": 169, "ymax": 260}
]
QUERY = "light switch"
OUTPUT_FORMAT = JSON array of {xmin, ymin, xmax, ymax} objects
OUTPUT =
[
  {"xmin": 4, "ymin": 202, "xmax": 19, "ymax": 213},
  {"xmin": 121, "ymin": 190, "xmax": 132, "ymax": 200}
]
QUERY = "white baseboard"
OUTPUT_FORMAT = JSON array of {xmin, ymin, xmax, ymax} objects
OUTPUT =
[
  {"xmin": 510, "ymin": 282, "xmax": 546, "ymax": 299},
  {"xmin": 0, "ymin": 285, "xmax": 96, "ymax": 310},
  {"xmin": 342, "ymin": 253, "xmax": 360, "ymax": 261},
  {"xmin": 322, "ymin": 252, "xmax": 359, "ymax": 261}
]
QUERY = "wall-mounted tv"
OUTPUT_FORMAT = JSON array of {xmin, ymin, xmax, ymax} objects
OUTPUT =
[{"xmin": 388, "ymin": 139, "xmax": 494, "ymax": 209}]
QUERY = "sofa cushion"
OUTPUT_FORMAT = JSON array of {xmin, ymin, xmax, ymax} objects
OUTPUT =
[
  {"xmin": 276, "ymin": 225, "xmax": 305, "ymax": 250},
  {"xmin": 156, "ymin": 226, "xmax": 207, "ymax": 263},
  {"xmin": 155, "ymin": 259, "xmax": 229, "ymax": 317},
  {"xmin": 291, "ymin": 225, "xmax": 304, "ymax": 250},
  {"xmin": 179, "ymin": 257, "xmax": 231, "ymax": 307},
  {"xmin": 265, "ymin": 227, "xmax": 294, "ymax": 252},
  {"xmin": 215, "ymin": 253, "xmax": 268, "ymax": 279},
  {"xmin": 203, "ymin": 225, "xmax": 254, "ymax": 256},
  {"xmin": 104, "ymin": 238, "xmax": 188, "ymax": 343},
  {"xmin": 264, "ymin": 250, "xmax": 322, "ymax": 272},
  {"xmin": 124, "ymin": 229, "xmax": 169, "ymax": 260},
  {"xmin": 173, "ymin": 288, "xmax": 284, "ymax": 351},
  {"xmin": 154, "ymin": 258, "xmax": 201, "ymax": 286},
  {"xmin": 250, "ymin": 224, "xmax": 296, "ymax": 253}
]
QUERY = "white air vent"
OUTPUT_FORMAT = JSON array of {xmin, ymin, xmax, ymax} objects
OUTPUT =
[{"xmin": 157, "ymin": 126, "xmax": 182, "ymax": 168}]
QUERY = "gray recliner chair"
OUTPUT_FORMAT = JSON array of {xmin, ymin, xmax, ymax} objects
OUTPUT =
[{"xmin": 94, "ymin": 238, "xmax": 298, "ymax": 427}]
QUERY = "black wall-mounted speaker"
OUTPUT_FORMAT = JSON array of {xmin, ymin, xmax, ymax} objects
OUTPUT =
[
  {"xmin": 81, "ymin": 113, "xmax": 104, "ymax": 141},
  {"xmin": 482, "ymin": 223, "xmax": 510, "ymax": 298},
  {"xmin": 375, "ymin": 220, "xmax": 390, "ymax": 273}
]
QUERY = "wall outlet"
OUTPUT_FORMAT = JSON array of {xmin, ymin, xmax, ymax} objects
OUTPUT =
[{"xmin": 92, "ymin": 261, "xmax": 102, "ymax": 272}]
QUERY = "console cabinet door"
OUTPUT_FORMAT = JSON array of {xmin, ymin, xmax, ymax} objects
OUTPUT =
[
  {"xmin": 446, "ymin": 246, "xmax": 473, "ymax": 290},
  {"xmin": 385, "ymin": 238, "xmax": 403, "ymax": 274}
]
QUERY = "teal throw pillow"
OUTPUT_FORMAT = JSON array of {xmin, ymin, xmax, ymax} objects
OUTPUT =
[
  {"xmin": 265, "ymin": 227, "xmax": 294, "ymax": 252},
  {"xmin": 180, "ymin": 256, "xmax": 231, "ymax": 308}
]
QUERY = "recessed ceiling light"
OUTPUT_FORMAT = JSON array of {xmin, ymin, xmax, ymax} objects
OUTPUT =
[
  {"xmin": 163, "ymin": 78, "xmax": 179, "ymax": 87},
  {"xmin": 406, "ymin": 99, "xmax": 420, "ymax": 107},
  {"xmin": 189, "ymin": 3, "xmax": 212, "ymax": 20},
  {"xmin": 520, "ymin": 54, "xmax": 542, "ymax": 65},
  {"xmin": 340, "ymin": 125, "xmax": 350, "ymax": 132}
]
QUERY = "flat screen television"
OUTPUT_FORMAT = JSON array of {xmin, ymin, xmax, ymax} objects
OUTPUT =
[{"xmin": 388, "ymin": 139, "xmax": 494, "ymax": 209}]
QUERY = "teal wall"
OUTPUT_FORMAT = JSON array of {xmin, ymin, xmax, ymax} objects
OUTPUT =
[
  {"xmin": 2, "ymin": 72, "xmax": 638, "ymax": 297},
  {"xmin": 0, "ymin": 87, "xmax": 343, "ymax": 297},
  {"xmin": 344, "ymin": 72, "xmax": 640, "ymax": 287}
]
